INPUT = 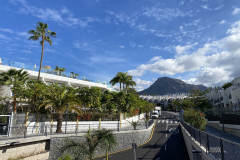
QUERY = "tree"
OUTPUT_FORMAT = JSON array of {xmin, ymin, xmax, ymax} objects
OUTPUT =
[
  {"xmin": 95, "ymin": 129, "xmax": 117, "ymax": 160},
  {"xmin": 28, "ymin": 22, "xmax": 56, "ymax": 80},
  {"xmin": 110, "ymin": 72, "xmax": 127, "ymax": 91},
  {"xmin": 24, "ymin": 80, "xmax": 48, "ymax": 133},
  {"xmin": 0, "ymin": 69, "xmax": 29, "ymax": 113},
  {"xmin": 222, "ymin": 82, "xmax": 232, "ymax": 90},
  {"xmin": 124, "ymin": 75, "xmax": 136, "ymax": 94},
  {"xmin": 58, "ymin": 129, "xmax": 117, "ymax": 160},
  {"xmin": 70, "ymin": 72, "xmax": 79, "ymax": 79},
  {"xmin": 43, "ymin": 84, "xmax": 80, "ymax": 133}
]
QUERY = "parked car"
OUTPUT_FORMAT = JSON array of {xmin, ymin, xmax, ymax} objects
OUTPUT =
[{"xmin": 151, "ymin": 112, "xmax": 159, "ymax": 119}]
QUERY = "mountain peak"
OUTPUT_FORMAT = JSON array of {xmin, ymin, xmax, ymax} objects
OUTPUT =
[{"xmin": 138, "ymin": 77, "xmax": 207, "ymax": 95}]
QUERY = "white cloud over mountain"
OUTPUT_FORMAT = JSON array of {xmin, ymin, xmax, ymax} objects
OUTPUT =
[{"xmin": 129, "ymin": 21, "xmax": 240, "ymax": 87}]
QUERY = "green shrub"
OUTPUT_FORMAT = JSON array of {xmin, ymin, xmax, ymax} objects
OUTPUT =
[{"xmin": 183, "ymin": 108, "xmax": 206, "ymax": 131}]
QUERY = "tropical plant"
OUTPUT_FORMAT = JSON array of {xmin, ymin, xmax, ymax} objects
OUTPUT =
[
  {"xmin": 183, "ymin": 108, "xmax": 206, "ymax": 131},
  {"xmin": 222, "ymin": 82, "xmax": 232, "ymax": 90},
  {"xmin": 58, "ymin": 154, "xmax": 73, "ymax": 160},
  {"xmin": 0, "ymin": 69, "xmax": 29, "ymax": 113},
  {"xmin": 110, "ymin": 72, "xmax": 127, "ymax": 91},
  {"xmin": 128, "ymin": 120, "xmax": 139, "ymax": 130},
  {"xmin": 58, "ymin": 129, "xmax": 117, "ymax": 160},
  {"xmin": 95, "ymin": 129, "xmax": 117, "ymax": 160},
  {"xmin": 70, "ymin": 72, "xmax": 79, "ymax": 79},
  {"xmin": 125, "ymin": 75, "xmax": 136, "ymax": 93},
  {"xmin": 24, "ymin": 80, "xmax": 48, "ymax": 132},
  {"xmin": 28, "ymin": 22, "xmax": 56, "ymax": 80},
  {"xmin": 43, "ymin": 84, "xmax": 80, "ymax": 133}
]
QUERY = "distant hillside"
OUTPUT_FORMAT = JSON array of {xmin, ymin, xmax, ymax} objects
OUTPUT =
[{"xmin": 138, "ymin": 77, "xmax": 207, "ymax": 95}]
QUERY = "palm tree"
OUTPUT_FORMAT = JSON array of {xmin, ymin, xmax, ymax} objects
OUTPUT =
[
  {"xmin": 28, "ymin": 22, "xmax": 56, "ymax": 80},
  {"xmin": 77, "ymin": 87, "xmax": 102, "ymax": 128},
  {"xmin": 43, "ymin": 84, "xmax": 80, "ymax": 133},
  {"xmin": 0, "ymin": 69, "xmax": 29, "ymax": 113},
  {"xmin": 95, "ymin": 129, "xmax": 117, "ymax": 160},
  {"xmin": 54, "ymin": 66, "xmax": 60, "ymax": 75},
  {"xmin": 59, "ymin": 67, "xmax": 66, "ymax": 76},
  {"xmin": 125, "ymin": 75, "xmax": 136, "ymax": 94},
  {"xmin": 110, "ymin": 72, "xmax": 127, "ymax": 91},
  {"xmin": 24, "ymin": 80, "xmax": 47, "ymax": 133},
  {"xmin": 58, "ymin": 129, "xmax": 117, "ymax": 160}
]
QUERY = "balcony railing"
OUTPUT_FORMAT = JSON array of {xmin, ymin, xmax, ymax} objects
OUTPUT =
[{"xmin": 0, "ymin": 58, "xmax": 116, "ymax": 91}]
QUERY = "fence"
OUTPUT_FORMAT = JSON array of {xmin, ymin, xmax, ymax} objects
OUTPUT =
[
  {"xmin": 205, "ymin": 106, "xmax": 240, "ymax": 124},
  {"xmin": 0, "ymin": 113, "xmax": 154, "ymax": 140},
  {"xmin": 181, "ymin": 121, "xmax": 240, "ymax": 160}
]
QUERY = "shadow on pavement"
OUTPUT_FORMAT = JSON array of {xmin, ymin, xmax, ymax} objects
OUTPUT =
[{"xmin": 153, "ymin": 126, "xmax": 190, "ymax": 160}]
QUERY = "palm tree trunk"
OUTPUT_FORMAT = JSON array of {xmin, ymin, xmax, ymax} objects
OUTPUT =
[
  {"xmin": 120, "ymin": 83, "xmax": 122, "ymax": 91},
  {"xmin": 56, "ymin": 111, "xmax": 63, "ymax": 133},
  {"xmin": 13, "ymin": 93, "xmax": 17, "ymax": 113},
  {"xmin": 38, "ymin": 38, "xmax": 44, "ymax": 81}
]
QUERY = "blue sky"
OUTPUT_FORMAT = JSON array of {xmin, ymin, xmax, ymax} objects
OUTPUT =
[{"xmin": 1, "ymin": 0, "xmax": 240, "ymax": 91}]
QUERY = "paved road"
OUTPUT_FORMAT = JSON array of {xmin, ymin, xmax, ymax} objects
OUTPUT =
[{"xmin": 95, "ymin": 112, "xmax": 189, "ymax": 160}]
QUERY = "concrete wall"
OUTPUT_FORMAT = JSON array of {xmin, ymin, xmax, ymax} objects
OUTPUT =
[
  {"xmin": 208, "ymin": 120, "xmax": 240, "ymax": 137},
  {"xmin": 180, "ymin": 124, "xmax": 215, "ymax": 160},
  {"xmin": 0, "ymin": 140, "xmax": 48, "ymax": 160},
  {"xmin": 49, "ymin": 122, "xmax": 154, "ymax": 160}
]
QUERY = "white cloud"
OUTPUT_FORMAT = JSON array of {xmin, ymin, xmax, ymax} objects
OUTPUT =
[
  {"xmin": 128, "ymin": 20, "xmax": 240, "ymax": 86},
  {"xmin": 22, "ymin": 49, "xmax": 32, "ymax": 54},
  {"xmin": 232, "ymin": 7, "xmax": 240, "ymax": 15},
  {"xmin": 143, "ymin": 7, "xmax": 192, "ymax": 21},
  {"xmin": 89, "ymin": 56, "xmax": 125, "ymax": 63},
  {"xmin": 175, "ymin": 42, "xmax": 198, "ymax": 55},
  {"xmin": 0, "ymin": 28, "xmax": 13, "ymax": 34},
  {"xmin": 15, "ymin": 0, "xmax": 99, "ymax": 27},
  {"xmin": 0, "ymin": 34, "xmax": 12, "ymax": 40},
  {"xmin": 150, "ymin": 46, "xmax": 161, "ymax": 50},
  {"xmin": 134, "ymin": 78, "xmax": 152, "ymax": 86},
  {"xmin": 219, "ymin": 20, "xmax": 226, "ymax": 24},
  {"xmin": 129, "ymin": 41, "xmax": 136, "ymax": 47},
  {"xmin": 120, "ymin": 45, "xmax": 125, "ymax": 48},
  {"xmin": 106, "ymin": 10, "xmax": 137, "ymax": 27}
]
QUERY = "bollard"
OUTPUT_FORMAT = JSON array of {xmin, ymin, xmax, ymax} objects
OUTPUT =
[
  {"xmin": 24, "ymin": 127, "xmax": 27, "ymax": 138},
  {"xmin": 220, "ymin": 139, "xmax": 225, "ymax": 160},
  {"xmin": 132, "ymin": 143, "xmax": 137, "ymax": 160},
  {"xmin": 45, "ymin": 126, "xmax": 47, "ymax": 137},
  {"xmin": 75, "ymin": 127, "xmax": 78, "ymax": 135}
]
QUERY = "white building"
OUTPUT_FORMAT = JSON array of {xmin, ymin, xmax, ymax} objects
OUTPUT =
[
  {"xmin": 205, "ymin": 77, "xmax": 240, "ymax": 108},
  {"xmin": 0, "ymin": 58, "xmax": 114, "ymax": 99}
]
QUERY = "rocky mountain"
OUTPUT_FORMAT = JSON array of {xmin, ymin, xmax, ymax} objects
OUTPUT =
[{"xmin": 138, "ymin": 77, "xmax": 207, "ymax": 95}]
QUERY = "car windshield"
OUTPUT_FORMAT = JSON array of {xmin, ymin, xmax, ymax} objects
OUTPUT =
[{"xmin": 152, "ymin": 113, "xmax": 158, "ymax": 115}]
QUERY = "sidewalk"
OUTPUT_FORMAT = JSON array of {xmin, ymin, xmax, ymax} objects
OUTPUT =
[{"xmin": 206, "ymin": 125, "xmax": 240, "ymax": 144}]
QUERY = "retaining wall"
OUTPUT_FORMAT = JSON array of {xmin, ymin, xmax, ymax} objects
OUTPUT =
[
  {"xmin": 0, "ymin": 140, "xmax": 49, "ymax": 160},
  {"xmin": 49, "ymin": 122, "xmax": 154, "ymax": 160}
]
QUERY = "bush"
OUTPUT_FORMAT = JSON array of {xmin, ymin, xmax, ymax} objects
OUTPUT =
[{"xmin": 183, "ymin": 108, "xmax": 206, "ymax": 131}]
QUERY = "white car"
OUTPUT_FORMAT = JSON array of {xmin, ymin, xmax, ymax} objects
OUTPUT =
[{"xmin": 151, "ymin": 112, "xmax": 159, "ymax": 119}]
